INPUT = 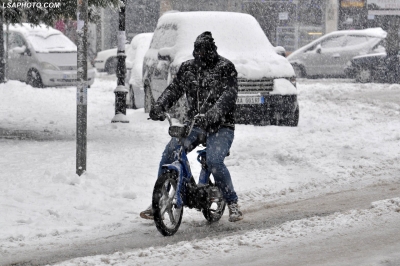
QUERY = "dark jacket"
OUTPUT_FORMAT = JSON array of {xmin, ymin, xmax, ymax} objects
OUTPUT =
[{"xmin": 156, "ymin": 55, "xmax": 238, "ymax": 132}]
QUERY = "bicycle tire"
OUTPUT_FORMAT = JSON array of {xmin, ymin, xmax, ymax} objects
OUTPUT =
[
  {"xmin": 152, "ymin": 171, "xmax": 183, "ymax": 236},
  {"xmin": 202, "ymin": 180, "xmax": 226, "ymax": 222}
]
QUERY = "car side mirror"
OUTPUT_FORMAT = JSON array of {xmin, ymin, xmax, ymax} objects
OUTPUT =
[
  {"xmin": 11, "ymin": 45, "xmax": 26, "ymax": 54},
  {"xmin": 316, "ymin": 44, "xmax": 322, "ymax": 54}
]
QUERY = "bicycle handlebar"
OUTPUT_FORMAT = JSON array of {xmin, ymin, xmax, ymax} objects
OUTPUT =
[{"xmin": 148, "ymin": 113, "xmax": 205, "ymax": 138}]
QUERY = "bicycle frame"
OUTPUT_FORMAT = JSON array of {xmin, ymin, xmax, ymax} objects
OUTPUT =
[
  {"xmin": 151, "ymin": 113, "xmax": 226, "ymax": 236},
  {"xmin": 160, "ymin": 114, "xmax": 210, "ymax": 208}
]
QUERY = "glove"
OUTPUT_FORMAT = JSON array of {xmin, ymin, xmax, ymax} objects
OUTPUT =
[{"xmin": 149, "ymin": 105, "xmax": 165, "ymax": 121}]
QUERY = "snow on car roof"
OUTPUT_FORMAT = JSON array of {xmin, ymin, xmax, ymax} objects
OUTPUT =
[
  {"xmin": 147, "ymin": 11, "xmax": 294, "ymax": 79},
  {"xmin": 6, "ymin": 23, "xmax": 77, "ymax": 53},
  {"xmin": 6, "ymin": 23, "xmax": 60, "ymax": 38}
]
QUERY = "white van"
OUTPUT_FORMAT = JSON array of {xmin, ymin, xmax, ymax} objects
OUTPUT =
[
  {"xmin": 5, "ymin": 23, "xmax": 95, "ymax": 87},
  {"xmin": 142, "ymin": 11, "xmax": 299, "ymax": 126}
]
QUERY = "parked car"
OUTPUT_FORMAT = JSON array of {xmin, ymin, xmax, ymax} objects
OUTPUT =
[
  {"xmin": 287, "ymin": 28, "xmax": 387, "ymax": 78},
  {"xmin": 344, "ymin": 45, "xmax": 400, "ymax": 83},
  {"xmin": 94, "ymin": 42, "xmax": 129, "ymax": 75},
  {"xmin": 143, "ymin": 11, "xmax": 299, "ymax": 126},
  {"xmin": 125, "ymin": 32, "xmax": 153, "ymax": 109},
  {"xmin": 5, "ymin": 23, "xmax": 95, "ymax": 87}
]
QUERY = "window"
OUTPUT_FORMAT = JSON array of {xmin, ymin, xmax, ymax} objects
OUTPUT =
[
  {"xmin": 150, "ymin": 23, "xmax": 178, "ymax": 49},
  {"xmin": 9, "ymin": 34, "xmax": 26, "ymax": 50},
  {"xmin": 26, "ymin": 33, "xmax": 76, "ymax": 53},
  {"xmin": 320, "ymin": 35, "xmax": 347, "ymax": 49},
  {"xmin": 345, "ymin": 35, "xmax": 368, "ymax": 46}
]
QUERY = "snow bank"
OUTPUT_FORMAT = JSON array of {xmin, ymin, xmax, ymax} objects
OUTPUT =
[
  {"xmin": 55, "ymin": 197, "xmax": 400, "ymax": 266},
  {"xmin": 1, "ymin": 77, "xmax": 399, "ymax": 265}
]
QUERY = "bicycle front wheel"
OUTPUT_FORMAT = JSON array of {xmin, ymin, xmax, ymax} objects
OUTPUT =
[{"xmin": 152, "ymin": 171, "xmax": 183, "ymax": 236}]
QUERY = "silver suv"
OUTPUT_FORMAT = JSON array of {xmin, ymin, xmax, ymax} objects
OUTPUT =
[
  {"xmin": 6, "ymin": 23, "xmax": 95, "ymax": 87},
  {"xmin": 143, "ymin": 11, "xmax": 299, "ymax": 126}
]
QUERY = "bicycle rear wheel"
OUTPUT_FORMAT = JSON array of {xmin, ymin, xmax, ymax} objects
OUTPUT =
[
  {"xmin": 202, "ymin": 180, "xmax": 226, "ymax": 222},
  {"xmin": 152, "ymin": 171, "xmax": 183, "ymax": 236}
]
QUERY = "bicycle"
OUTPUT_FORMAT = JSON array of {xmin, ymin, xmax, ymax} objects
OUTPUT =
[{"xmin": 151, "ymin": 113, "xmax": 226, "ymax": 236}]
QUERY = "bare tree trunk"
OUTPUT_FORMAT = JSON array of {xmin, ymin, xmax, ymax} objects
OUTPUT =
[
  {"xmin": 386, "ymin": 16, "xmax": 400, "ymax": 56},
  {"xmin": 95, "ymin": 7, "xmax": 102, "ymax": 53},
  {"xmin": 0, "ymin": 8, "xmax": 4, "ymax": 83}
]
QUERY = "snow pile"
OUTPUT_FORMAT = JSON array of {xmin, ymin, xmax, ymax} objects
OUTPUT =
[
  {"xmin": 55, "ymin": 197, "xmax": 400, "ymax": 266},
  {"xmin": 0, "ymin": 77, "xmax": 399, "ymax": 265},
  {"xmin": 371, "ymin": 198, "xmax": 400, "ymax": 213}
]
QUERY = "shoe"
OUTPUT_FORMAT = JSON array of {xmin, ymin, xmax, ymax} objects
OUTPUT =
[
  {"xmin": 228, "ymin": 202, "xmax": 243, "ymax": 222},
  {"xmin": 140, "ymin": 204, "xmax": 154, "ymax": 220}
]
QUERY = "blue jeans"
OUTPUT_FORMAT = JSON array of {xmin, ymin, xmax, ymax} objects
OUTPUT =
[{"xmin": 158, "ymin": 127, "xmax": 238, "ymax": 204}]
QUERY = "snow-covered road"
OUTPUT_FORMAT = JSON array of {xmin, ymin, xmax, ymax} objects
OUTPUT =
[{"xmin": 1, "ymin": 76, "xmax": 399, "ymax": 265}]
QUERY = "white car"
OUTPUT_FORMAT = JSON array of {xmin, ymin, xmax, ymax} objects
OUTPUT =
[
  {"xmin": 125, "ymin": 32, "xmax": 153, "ymax": 109},
  {"xmin": 143, "ymin": 11, "xmax": 298, "ymax": 126},
  {"xmin": 287, "ymin": 28, "xmax": 386, "ymax": 78},
  {"xmin": 5, "ymin": 23, "xmax": 95, "ymax": 87},
  {"xmin": 94, "ymin": 43, "xmax": 129, "ymax": 74}
]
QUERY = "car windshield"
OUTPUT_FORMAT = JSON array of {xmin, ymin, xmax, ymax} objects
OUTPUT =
[
  {"xmin": 150, "ymin": 23, "xmax": 178, "ymax": 49},
  {"xmin": 26, "ymin": 33, "xmax": 77, "ymax": 53}
]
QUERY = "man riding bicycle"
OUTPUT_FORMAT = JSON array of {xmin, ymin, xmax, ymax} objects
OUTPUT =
[{"xmin": 141, "ymin": 31, "xmax": 243, "ymax": 222}]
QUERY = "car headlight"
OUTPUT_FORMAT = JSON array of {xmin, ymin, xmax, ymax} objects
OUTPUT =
[{"xmin": 41, "ymin": 62, "xmax": 59, "ymax": 71}]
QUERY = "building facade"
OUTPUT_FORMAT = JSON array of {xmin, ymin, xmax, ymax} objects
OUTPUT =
[{"xmin": 100, "ymin": 0, "xmax": 341, "ymax": 53}]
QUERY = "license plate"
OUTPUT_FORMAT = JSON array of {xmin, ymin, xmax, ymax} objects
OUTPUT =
[
  {"xmin": 236, "ymin": 96, "xmax": 264, "ymax": 105},
  {"xmin": 63, "ymin": 74, "xmax": 77, "ymax": 79}
]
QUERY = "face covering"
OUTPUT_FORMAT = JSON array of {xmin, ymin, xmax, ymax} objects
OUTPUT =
[{"xmin": 193, "ymin": 42, "xmax": 217, "ymax": 67}]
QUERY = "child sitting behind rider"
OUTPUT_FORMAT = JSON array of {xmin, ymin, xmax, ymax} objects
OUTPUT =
[{"xmin": 141, "ymin": 31, "xmax": 243, "ymax": 222}]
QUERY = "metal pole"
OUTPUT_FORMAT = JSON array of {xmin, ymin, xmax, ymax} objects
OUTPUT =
[
  {"xmin": 5, "ymin": 23, "xmax": 9, "ymax": 81},
  {"xmin": 76, "ymin": 0, "xmax": 88, "ymax": 176},
  {"xmin": 0, "ymin": 7, "xmax": 4, "ymax": 83},
  {"xmin": 112, "ymin": 0, "xmax": 129, "ymax": 123},
  {"xmin": 385, "ymin": 15, "xmax": 400, "ymax": 83}
]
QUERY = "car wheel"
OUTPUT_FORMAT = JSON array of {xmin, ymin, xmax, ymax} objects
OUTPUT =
[
  {"xmin": 27, "ymin": 69, "xmax": 43, "ymax": 88},
  {"xmin": 144, "ymin": 80, "xmax": 155, "ymax": 113},
  {"xmin": 105, "ymin": 57, "xmax": 117, "ymax": 75},
  {"xmin": 355, "ymin": 67, "xmax": 371, "ymax": 83},
  {"xmin": 293, "ymin": 64, "xmax": 306, "ymax": 78}
]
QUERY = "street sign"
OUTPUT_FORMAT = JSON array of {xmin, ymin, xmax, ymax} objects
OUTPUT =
[
  {"xmin": 341, "ymin": 0, "xmax": 365, "ymax": 8},
  {"xmin": 367, "ymin": 0, "xmax": 400, "ymax": 15}
]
